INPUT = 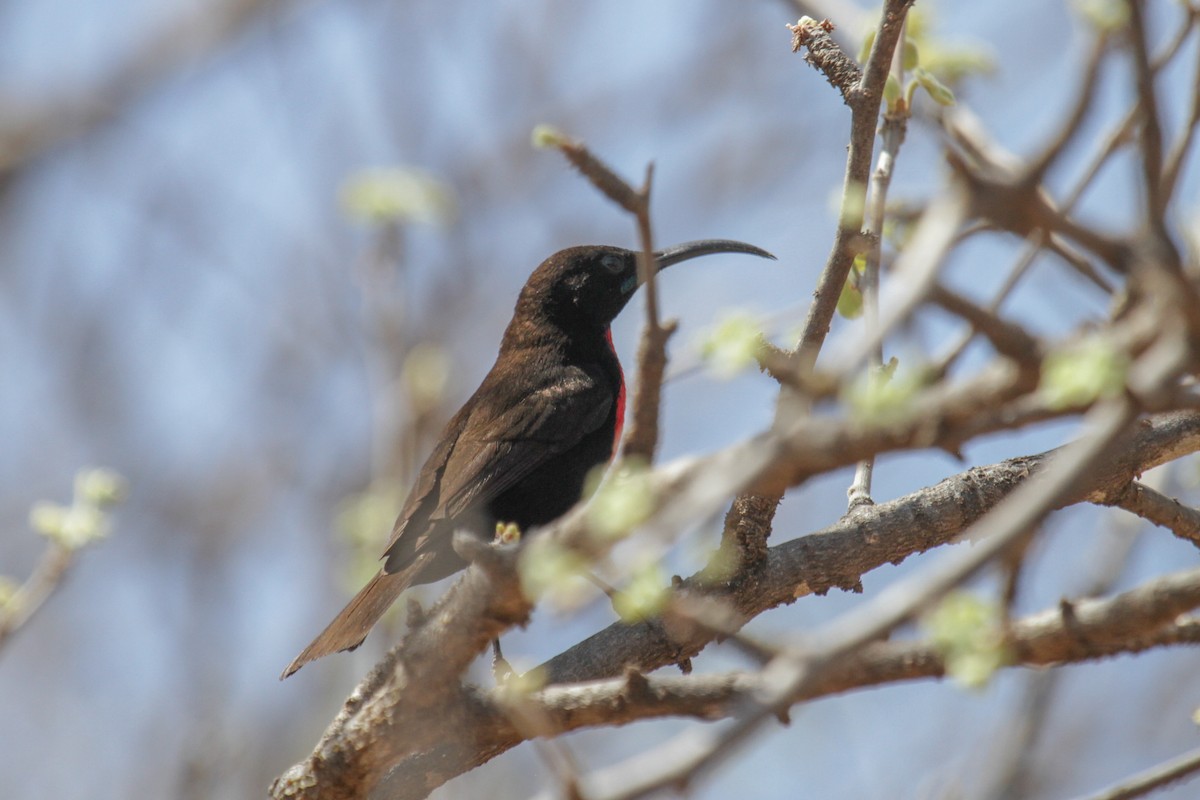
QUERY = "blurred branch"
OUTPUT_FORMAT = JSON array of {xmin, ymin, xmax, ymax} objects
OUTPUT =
[
  {"xmin": 0, "ymin": 541, "xmax": 73, "ymax": 652},
  {"xmin": 1125, "ymin": 0, "xmax": 1172, "ymax": 245},
  {"xmin": 0, "ymin": 0, "xmax": 301, "ymax": 183},
  {"xmin": 982, "ymin": 465, "xmax": 1156, "ymax": 800},
  {"xmin": 1101, "ymin": 480, "xmax": 1200, "ymax": 550},
  {"xmin": 1162, "ymin": 9, "xmax": 1200, "ymax": 200},
  {"xmin": 0, "ymin": 469, "xmax": 126, "ymax": 653},
  {"xmin": 1073, "ymin": 744, "xmax": 1200, "ymax": 800}
]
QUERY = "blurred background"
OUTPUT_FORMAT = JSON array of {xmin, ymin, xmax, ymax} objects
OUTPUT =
[{"xmin": 2, "ymin": 0, "xmax": 1199, "ymax": 798}]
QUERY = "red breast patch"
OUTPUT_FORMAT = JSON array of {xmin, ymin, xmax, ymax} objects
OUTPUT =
[{"xmin": 605, "ymin": 328, "xmax": 626, "ymax": 459}]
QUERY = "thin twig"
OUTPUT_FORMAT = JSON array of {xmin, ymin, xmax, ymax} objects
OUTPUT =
[
  {"xmin": 0, "ymin": 541, "xmax": 73, "ymax": 652},
  {"xmin": 1161, "ymin": 9, "xmax": 1200, "ymax": 203},
  {"xmin": 791, "ymin": 1, "xmax": 915, "ymax": 368},
  {"xmin": 848, "ymin": 24, "xmax": 911, "ymax": 510},
  {"xmin": 1126, "ymin": 0, "xmax": 1179, "ymax": 261},
  {"xmin": 622, "ymin": 164, "xmax": 677, "ymax": 463},
  {"xmin": 1072, "ymin": 745, "xmax": 1200, "ymax": 800},
  {"xmin": 545, "ymin": 133, "xmax": 673, "ymax": 463}
]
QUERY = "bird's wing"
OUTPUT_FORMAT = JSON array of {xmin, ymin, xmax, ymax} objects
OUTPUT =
[
  {"xmin": 436, "ymin": 366, "xmax": 613, "ymax": 519},
  {"xmin": 382, "ymin": 363, "xmax": 614, "ymax": 567}
]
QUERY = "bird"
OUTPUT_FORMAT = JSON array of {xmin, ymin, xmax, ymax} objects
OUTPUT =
[{"xmin": 282, "ymin": 239, "xmax": 774, "ymax": 678}]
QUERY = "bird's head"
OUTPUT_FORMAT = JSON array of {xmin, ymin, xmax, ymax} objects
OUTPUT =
[{"xmin": 520, "ymin": 239, "xmax": 776, "ymax": 330}]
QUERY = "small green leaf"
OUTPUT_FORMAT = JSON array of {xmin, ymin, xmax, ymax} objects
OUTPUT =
[
  {"xmin": 339, "ymin": 167, "xmax": 455, "ymax": 225},
  {"xmin": 843, "ymin": 359, "xmax": 922, "ymax": 425},
  {"xmin": 336, "ymin": 485, "xmax": 403, "ymax": 590},
  {"xmin": 1071, "ymin": 0, "xmax": 1130, "ymax": 30},
  {"xmin": 913, "ymin": 67, "xmax": 956, "ymax": 106},
  {"xmin": 518, "ymin": 538, "xmax": 591, "ymax": 610},
  {"xmin": 402, "ymin": 343, "xmax": 451, "ymax": 412},
  {"xmin": 839, "ymin": 181, "xmax": 868, "ymax": 229},
  {"xmin": 29, "ymin": 502, "xmax": 68, "ymax": 537},
  {"xmin": 902, "ymin": 40, "xmax": 920, "ymax": 71},
  {"xmin": 531, "ymin": 124, "xmax": 569, "ymax": 149},
  {"xmin": 55, "ymin": 505, "xmax": 109, "ymax": 550},
  {"xmin": 837, "ymin": 276, "xmax": 863, "ymax": 320},
  {"xmin": 883, "ymin": 74, "xmax": 902, "ymax": 112},
  {"xmin": 75, "ymin": 468, "xmax": 128, "ymax": 508},
  {"xmin": 920, "ymin": 45, "xmax": 996, "ymax": 84},
  {"xmin": 612, "ymin": 563, "xmax": 669, "ymax": 622},
  {"xmin": 587, "ymin": 461, "xmax": 655, "ymax": 540},
  {"xmin": 1039, "ymin": 337, "xmax": 1128, "ymax": 410},
  {"xmin": 923, "ymin": 591, "xmax": 1010, "ymax": 690},
  {"xmin": 857, "ymin": 29, "xmax": 877, "ymax": 65},
  {"xmin": 698, "ymin": 312, "xmax": 766, "ymax": 379}
]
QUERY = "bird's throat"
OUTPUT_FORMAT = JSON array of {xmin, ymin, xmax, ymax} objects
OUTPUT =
[{"xmin": 605, "ymin": 327, "xmax": 626, "ymax": 459}]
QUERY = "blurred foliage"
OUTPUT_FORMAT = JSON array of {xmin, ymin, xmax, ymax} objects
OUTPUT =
[
  {"xmin": 697, "ymin": 311, "xmax": 766, "ymax": 378},
  {"xmin": 585, "ymin": 459, "xmax": 655, "ymax": 541},
  {"xmin": 1071, "ymin": 0, "xmax": 1131, "ymax": 30},
  {"xmin": 336, "ymin": 483, "xmax": 404, "ymax": 593},
  {"xmin": 531, "ymin": 124, "xmax": 570, "ymax": 149},
  {"xmin": 923, "ymin": 591, "xmax": 1011, "ymax": 690},
  {"xmin": 911, "ymin": 67, "xmax": 956, "ymax": 107},
  {"xmin": 29, "ymin": 468, "xmax": 128, "ymax": 551},
  {"xmin": 843, "ymin": 357, "xmax": 924, "ymax": 425},
  {"xmin": 402, "ymin": 343, "xmax": 452, "ymax": 414},
  {"xmin": 837, "ymin": 254, "xmax": 867, "ymax": 320},
  {"xmin": 1039, "ymin": 337, "xmax": 1129, "ymax": 410},
  {"xmin": 612, "ymin": 561, "xmax": 669, "ymax": 622},
  {"xmin": 518, "ymin": 537, "xmax": 592, "ymax": 611},
  {"xmin": 339, "ymin": 167, "xmax": 456, "ymax": 226},
  {"xmin": 839, "ymin": 180, "xmax": 868, "ymax": 229},
  {"xmin": 859, "ymin": 5, "xmax": 995, "ymax": 88}
]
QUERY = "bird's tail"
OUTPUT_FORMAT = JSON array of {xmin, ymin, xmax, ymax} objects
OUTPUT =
[{"xmin": 280, "ymin": 561, "xmax": 424, "ymax": 679}]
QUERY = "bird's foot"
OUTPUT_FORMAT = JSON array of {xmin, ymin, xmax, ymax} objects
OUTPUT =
[{"xmin": 491, "ymin": 638, "xmax": 514, "ymax": 684}]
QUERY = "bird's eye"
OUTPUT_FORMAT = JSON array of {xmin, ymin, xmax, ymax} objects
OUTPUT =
[{"xmin": 600, "ymin": 254, "xmax": 624, "ymax": 273}]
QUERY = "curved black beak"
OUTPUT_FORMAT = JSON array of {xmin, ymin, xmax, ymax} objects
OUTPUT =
[{"xmin": 654, "ymin": 239, "xmax": 776, "ymax": 271}]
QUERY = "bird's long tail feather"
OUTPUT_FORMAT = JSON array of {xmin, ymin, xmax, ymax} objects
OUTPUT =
[{"xmin": 281, "ymin": 559, "xmax": 425, "ymax": 679}]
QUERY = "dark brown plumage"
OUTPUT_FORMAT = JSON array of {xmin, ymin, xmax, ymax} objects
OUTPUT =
[{"xmin": 282, "ymin": 239, "xmax": 773, "ymax": 678}]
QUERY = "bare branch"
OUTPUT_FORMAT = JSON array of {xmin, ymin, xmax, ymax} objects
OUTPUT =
[
  {"xmin": 0, "ymin": 542, "xmax": 73, "ymax": 652},
  {"xmin": 1101, "ymin": 480, "xmax": 1200, "ymax": 550},
  {"xmin": 1126, "ymin": 0, "xmax": 1172, "ymax": 244},
  {"xmin": 791, "ymin": 0, "xmax": 915, "ymax": 367},
  {"xmin": 1073, "ymin": 744, "xmax": 1200, "ymax": 800}
]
